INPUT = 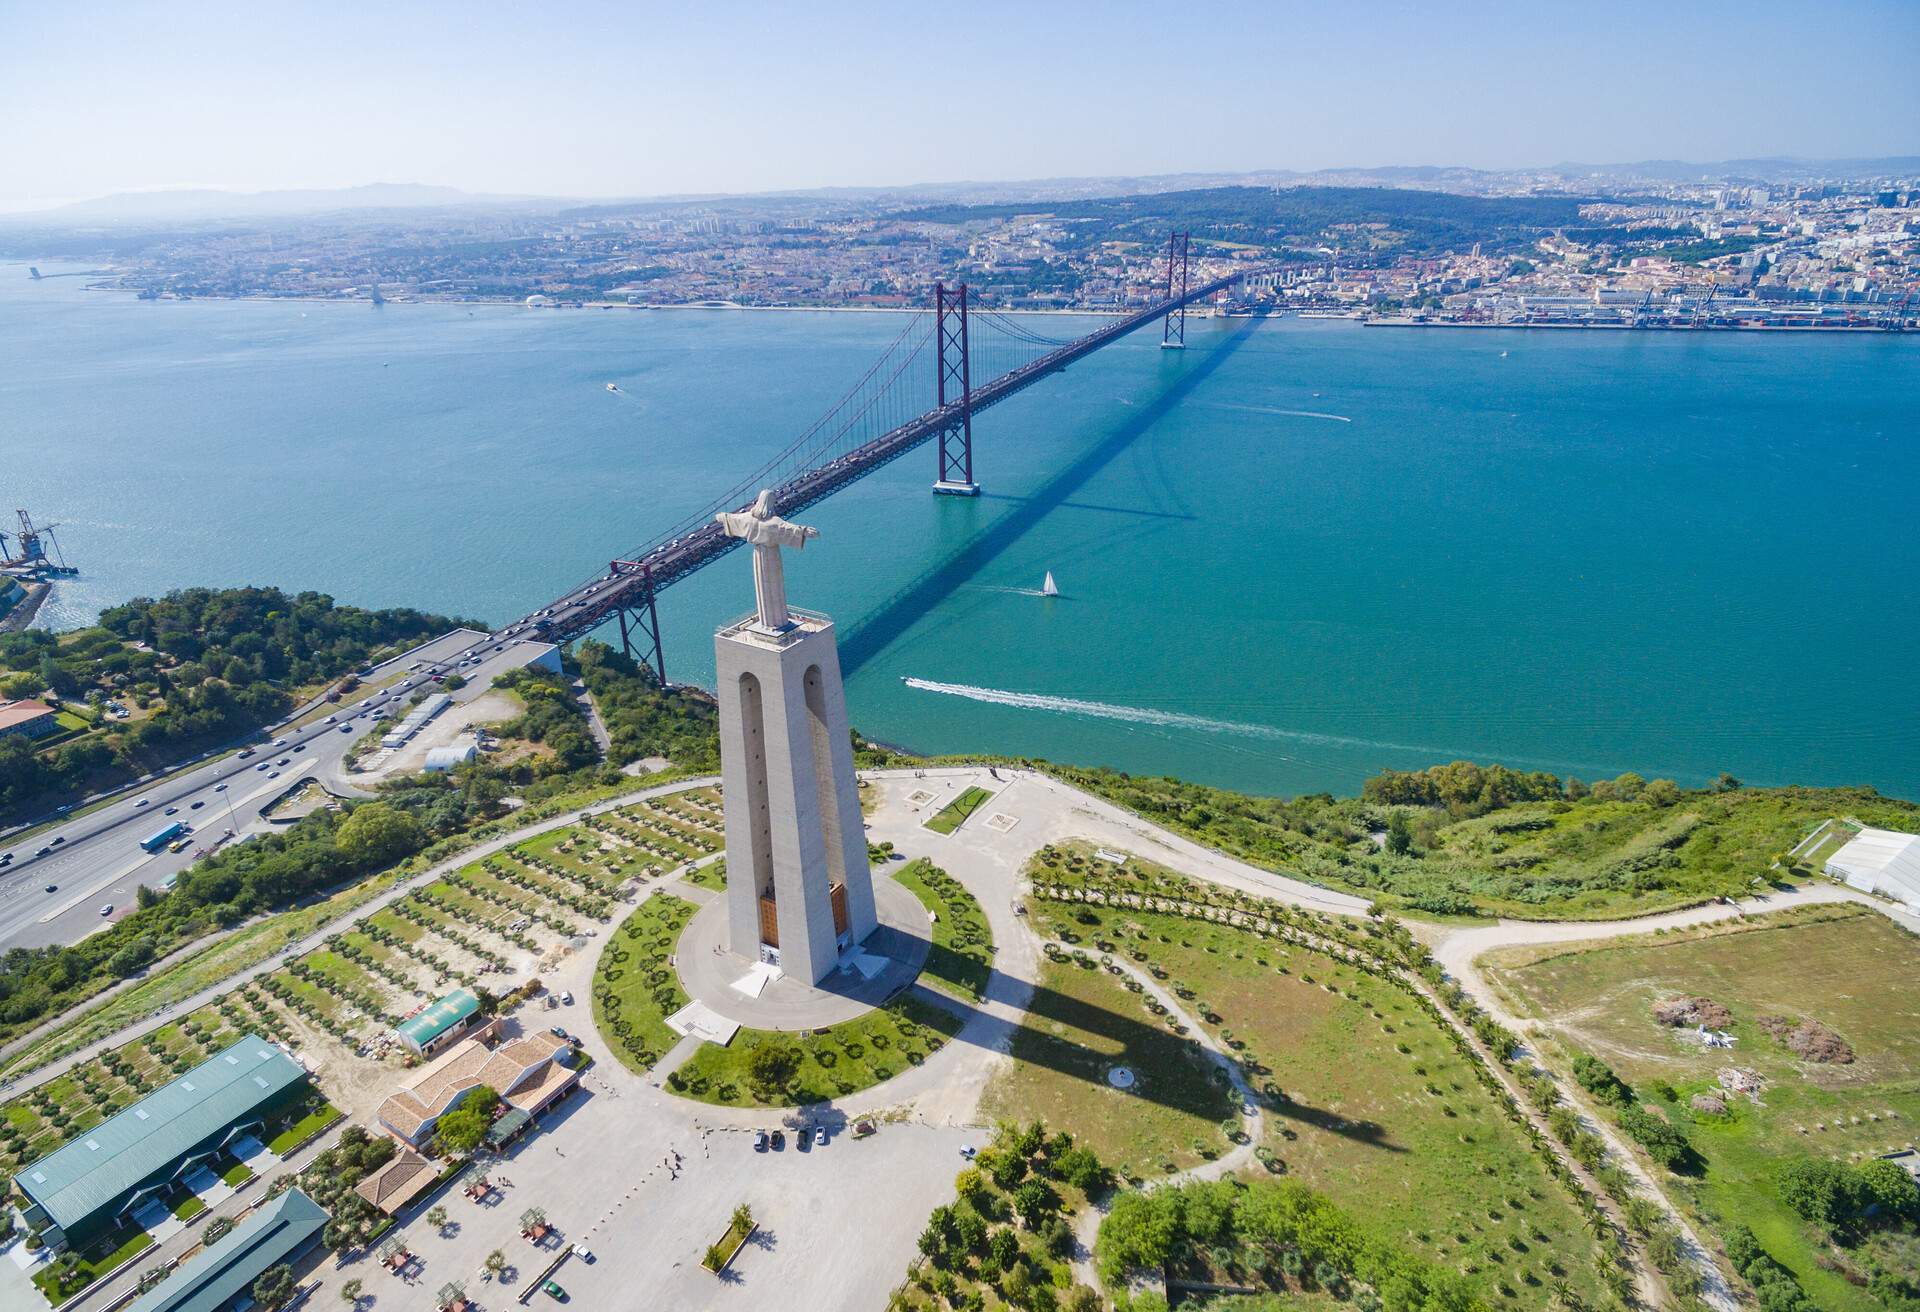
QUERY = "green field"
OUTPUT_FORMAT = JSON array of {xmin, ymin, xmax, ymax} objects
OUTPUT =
[
  {"xmin": 894, "ymin": 859, "xmax": 994, "ymax": 1001},
  {"xmin": 591, "ymin": 894, "xmax": 698, "ymax": 1073},
  {"xmin": 981, "ymin": 948, "xmax": 1238, "ymax": 1181},
  {"xmin": 1023, "ymin": 855, "xmax": 1604, "ymax": 1306},
  {"xmin": 1487, "ymin": 906, "xmax": 1920, "ymax": 1310},
  {"xmin": 670, "ymin": 995, "xmax": 965, "ymax": 1108},
  {"xmin": 925, "ymin": 787, "xmax": 993, "ymax": 836}
]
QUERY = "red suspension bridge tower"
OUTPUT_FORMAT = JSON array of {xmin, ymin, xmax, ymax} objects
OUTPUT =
[{"xmin": 931, "ymin": 281, "xmax": 978, "ymax": 496}]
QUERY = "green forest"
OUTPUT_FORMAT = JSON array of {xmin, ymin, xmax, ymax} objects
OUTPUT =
[
  {"xmin": 0, "ymin": 587, "xmax": 473, "ymax": 816},
  {"xmin": 899, "ymin": 185, "xmax": 1596, "ymax": 256}
]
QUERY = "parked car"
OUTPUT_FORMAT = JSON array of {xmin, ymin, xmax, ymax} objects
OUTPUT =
[
  {"xmin": 559, "ymin": 991, "xmax": 574, "ymax": 1006},
  {"xmin": 754, "ymin": 1129, "xmax": 769, "ymax": 1152},
  {"xmin": 541, "ymin": 1281, "xmax": 566, "ymax": 1301},
  {"xmin": 770, "ymin": 1130, "xmax": 784, "ymax": 1150},
  {"xmin": 814, "ymin": 1126, "xmax": 828, "ymax": 1147}
]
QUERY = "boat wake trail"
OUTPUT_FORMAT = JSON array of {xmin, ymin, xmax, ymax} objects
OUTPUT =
[
  {"xmin": 961, "ymin": 584, "xmax": 1052, "ymax": 598},
  {"xmin": 902, "ymin": 679, "xmax": 1640, "ymax": 775},
  {"xmin": 1203, "ymin": 402, "xmax": 1352, "ymax": 423},
  {"xmin": 902, "ymin": 679, "xmax": 1429, "ymax": 752}
]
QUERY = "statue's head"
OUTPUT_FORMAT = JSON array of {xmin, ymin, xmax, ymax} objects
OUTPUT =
[{"xmin": 752, "ymin": 489, "xmax": 777, "ymax": 518}]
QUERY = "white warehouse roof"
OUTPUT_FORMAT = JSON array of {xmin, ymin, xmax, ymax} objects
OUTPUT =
[
  {"xmin": 1825, "ymin": 827, "xmax": 1920, "ymax": 911},
  {"xmin": 423, "ymin": 744, "xmax": 476, "ymax": 772}
]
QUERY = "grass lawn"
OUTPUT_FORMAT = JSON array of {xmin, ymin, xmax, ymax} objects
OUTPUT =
[
  {"xmin": 924, "ymin": 787, "xmax": 993, "ymax": 836},
  {"xmin": 32, "ymin": 1224, "xmax": 153, "ymax": 1300},
  {"xmin": 683, "ymin": 859, "xmax": 726, "ymax": 891},
  {"xmin": 268, "ymin": 1100, "xmax": 343, "ymax": 1153},
  {"xmin": 171, "ymin": 1193, "xmax": 206, "ymax": 1221},
  {"xmin": 1487, "ymin": 904, "xmax": 1920, "ymax": 1311},
  {"xmin": 671, "ymin": 996, "xmax": 965, "ymax": 1108},
  {"xmin": 220, "ymin": 1160, "xmax": 254, "ymax": 1187},
  {"xmin": 593, "ymin": 894, "xmax": 698, "ymax": 1073},
  {"xmin": 1024, "ymin": 844, "xmax": 1607, "ymax": 1304},
  {"xmin": 980, "ymin": 951, "xmax": 1237, "ymax": 1181},
  {"xmin": 893, "ymin": 859, "xmax": 993, "ymax": 1002}
]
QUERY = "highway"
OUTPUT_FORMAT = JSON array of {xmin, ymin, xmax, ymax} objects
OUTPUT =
[{"xmin": 0, "ymin": 628, "xmax": 553, "ymax": 953}]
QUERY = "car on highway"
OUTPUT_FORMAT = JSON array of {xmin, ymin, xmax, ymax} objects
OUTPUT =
[
  {"xmin": 291, "ymin": 745, "xmax": 304, "ymax": 753},
  {"xmin": 164, "ymin": 806, "xmax": 178, "ymax": 815},
  {"xmin": 190, "ymin": 800, "xmax": 205, "ymax": 810},
  {"xmin": 238, "ymin": 748, "xmax": 254, "ymax": 759},
  {"xmin": 325, "ymin": 715, "xmax": 337, "ymax": 724},
  {"xmin": 99, "ymin": 904, "xmax": 113, "ymax": 916},
  {"xmin": 271, "ymin": 738, "xmax": 287, "ymax": 748},
  {"xmin": 51, "ymin": 835, "xmax": 65, "ymax": 845},
  {"xmin": 35, "ymin": 845, "xmax": 52, "ymax": 857},
  {"xmin": 135, "ymin": 798, "xmax": 151, "ymax": 808},
  {"xmin": 215, "ymin": 783, "xmax": 228, "ymax": 792},
  {"xmin": 43, "ymin": 883, "xmax": 56, "ymax": 893},
  {"xmin": 276, "ymin": 758, "xmax": 290, "ymax": 766},
  {"xmin": 255, "ymin": 762, "xmax": 269, "ymax": 771},
  {"xmin": 0, "ymin": 853, "xmax": 10, "ymax": 867},
  {"xmin": 339, "ymin": 724, "xmax": 352, "ymax": 733},
  {"xmin": 267, "ymin": 771, "xmax": 280, "ymax": 779}
]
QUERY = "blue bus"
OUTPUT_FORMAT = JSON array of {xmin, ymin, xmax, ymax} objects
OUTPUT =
[{"xmin": 140, "ymin": 822, "xmax": 187, "ymax": 853}]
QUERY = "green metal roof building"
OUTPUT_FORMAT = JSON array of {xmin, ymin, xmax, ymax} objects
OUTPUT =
[
  {"xmin": 394, "ymin": 988, "xmax": 481, "ymax": 1056},
  {"xmin": 123, "ymin": 1188, "xmax": 328, "ymax": 1312},
  {"xmin": 14, "ymin": 1035, "xmax": 308, "ymax": 1250}
]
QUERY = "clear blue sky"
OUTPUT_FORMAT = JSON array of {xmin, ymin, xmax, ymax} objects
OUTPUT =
[{"xmin": 1, "ymin": 0, "xmax": 1915, "ymax": 211}]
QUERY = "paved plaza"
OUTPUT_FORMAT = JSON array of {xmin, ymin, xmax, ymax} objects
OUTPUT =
[{"xmin": 675, "ymin": 874, "xmax": 931, "ymax": 1031}]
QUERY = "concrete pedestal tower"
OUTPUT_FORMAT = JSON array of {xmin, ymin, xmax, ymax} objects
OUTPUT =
[{"xmin": 712, "ymin": 491, "xmax": 878, "ymax": 986}]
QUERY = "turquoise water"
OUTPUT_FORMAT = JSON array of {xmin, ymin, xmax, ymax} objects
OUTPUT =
[{"xmin": 4, "ymin": 263, "xmax": 1916, "ymax": 799}]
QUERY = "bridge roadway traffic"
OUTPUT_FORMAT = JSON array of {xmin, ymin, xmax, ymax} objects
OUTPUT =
[
  {"xmin": 525, "ymin": 265, "xmax": 1255, "ymax": 650},
  {"xmin": 0, "ymin": 630, "xmax": 548, "ymax": 953}
]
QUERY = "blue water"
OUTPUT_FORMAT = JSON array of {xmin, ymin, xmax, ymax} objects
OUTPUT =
[{"xmin": 4, "ymin": 263, "xmax": 1916, "ymax": 799}]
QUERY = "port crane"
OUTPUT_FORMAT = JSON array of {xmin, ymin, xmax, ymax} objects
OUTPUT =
[{"xmin": 0, "ymin": 510, "xmax": 70, "ymax": 572}]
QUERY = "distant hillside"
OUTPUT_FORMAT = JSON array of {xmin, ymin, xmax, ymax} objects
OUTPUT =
[{"xmin": 894, "ymin": 184, "xmax": 1595, "ymax": 256}]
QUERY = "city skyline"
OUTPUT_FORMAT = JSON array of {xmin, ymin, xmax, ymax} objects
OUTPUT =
[{"xmin": 2, "ymin": 0, "xmax": 1917, "ymax": 214}]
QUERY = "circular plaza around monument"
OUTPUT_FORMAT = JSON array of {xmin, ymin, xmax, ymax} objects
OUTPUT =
[{"xmin": 672, "ymin": 874, "xmax": 932, "ymax": 1032}]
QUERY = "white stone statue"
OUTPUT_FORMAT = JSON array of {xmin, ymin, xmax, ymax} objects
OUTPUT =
[{"xmin": 715, "ymin": 489, "xmax": 818, "ymax": 631}]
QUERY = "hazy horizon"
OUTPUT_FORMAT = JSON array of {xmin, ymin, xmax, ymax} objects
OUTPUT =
[{"xmin": 2, "ymin": 0, "xmax": 1916, "ymax": 215}]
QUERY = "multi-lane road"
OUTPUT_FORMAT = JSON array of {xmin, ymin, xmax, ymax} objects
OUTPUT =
[{"xmin": 0, "ymin": 627, "xmax": 557, "ymax": 953}]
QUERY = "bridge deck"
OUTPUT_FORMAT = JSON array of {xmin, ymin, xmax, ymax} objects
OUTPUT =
[{"xmin": 516, "ymin": 268, "xmax": 1247, "ymax": 653}]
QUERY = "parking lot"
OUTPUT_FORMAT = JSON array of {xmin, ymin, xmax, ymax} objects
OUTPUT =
[{"xmin": 309, "ymin": 1072, "xmax": 973, "ymax": 1311}]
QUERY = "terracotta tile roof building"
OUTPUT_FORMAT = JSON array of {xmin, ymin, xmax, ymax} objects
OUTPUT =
[
  {"xmin": 375, "ymin": 1030, "xmax": 575, "ymax": 1147},
  {"xmin": 353, "ymin": 1147, "xmax": 438, "ymax": 1215}
]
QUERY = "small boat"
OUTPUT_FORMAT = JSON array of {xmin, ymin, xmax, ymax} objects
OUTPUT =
[
  {"xmin": 1041, "ymin": 571, "xmax": 1059, "ymax": 597},
  {"xmin": 605, "ymin": 382, "xmax": 621, "ymax": 393}
]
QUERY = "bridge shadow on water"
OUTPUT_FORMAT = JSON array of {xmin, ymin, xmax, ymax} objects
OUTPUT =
[
  {"xmin": 838, "ymin": 317, "xmax": 1262, "ymax": 677},
  {"xmin": 910, "ymin": 938, "xmax": 1401, "ymax": 1156}
]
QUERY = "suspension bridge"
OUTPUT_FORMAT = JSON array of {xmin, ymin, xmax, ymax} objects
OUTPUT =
[{"xmin": 493, "ymin": 233, "xmax": 1247, "ymax": 682}]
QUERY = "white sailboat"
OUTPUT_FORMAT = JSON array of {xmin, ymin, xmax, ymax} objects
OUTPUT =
[{"xmin": 1041, "ymin": 571, "xmax": 1059, "ymax": 597}]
